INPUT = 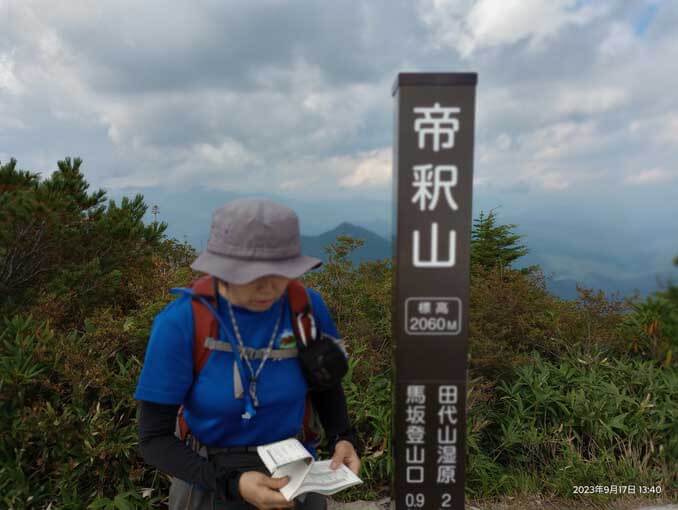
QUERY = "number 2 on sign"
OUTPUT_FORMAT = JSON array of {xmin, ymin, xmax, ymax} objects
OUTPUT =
[
  {"xmin": 405, "ymin": 493, "xmax": 425, "ymax": 508},
  {"xmin": 441, "ymin": 492, "xmax": 452, "ymax": 507}
]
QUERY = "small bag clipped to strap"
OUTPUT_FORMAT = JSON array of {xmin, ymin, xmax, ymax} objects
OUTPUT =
[
  {"xmin": 289, "ymin": 284, "xmax": 348, "ymax": 392},
  {"xmin": 298, "ymin": 332, "xmax": 349, "ymax": 392}
]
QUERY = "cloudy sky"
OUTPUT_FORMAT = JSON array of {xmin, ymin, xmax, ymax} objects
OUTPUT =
[{"xmin": 1, "ymin": 0, "xmax": 676, "ymax": 289}]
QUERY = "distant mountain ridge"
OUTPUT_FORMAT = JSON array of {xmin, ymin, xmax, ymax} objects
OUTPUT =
[
  {"xmin": 301, "ymin": 222, "xmax": 675, "ymax": 301},
  {"xmin": 122, "ymin": 187, "xmax": 674, "ymax": 301},
  {"xmin": 542, "ymin": 272, "xmax": 676, "ymax": 301},
  {"xmin": 300, "ymin": 222, "xmax": 391, "ymax": 265}
]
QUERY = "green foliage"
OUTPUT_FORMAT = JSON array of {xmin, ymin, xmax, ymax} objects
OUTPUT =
[
  {"xmin": 620, "ymin": 294, "xmax": 677, "ymax": 367},
  {"xmin": 469, "ymin": 264, "xmax": 633, "ymax": 378},
  {"xmin": 86, "ymin": 487, "xmax": 165, "ymax": 510},
  {"xmin": 304, "ymin": 234, "xmax": 675, "ymax": 502},
  {"xmin": 471, "ymin": 209, "xmax": 531, "ymax": 273},
  {"xmin": 617, "ymin": 254, "xmax": 678, "ymax": 368},
  {"xmin": 1, "ymin": 158, "xmax": 198, "ymax": 509},
  {"xmin": 303, "ymin": 235, "xmax": 392, "ymax": 376},
  {"xmin": 1, "ymin": 162, "xmax": 675, "ymax": 507},
  {"xmin": 0, "ymin": 157, "xmax": 168, "ymax": 329},
  {"xmin": 303, "ymin": 236, "xmax": 394, "ymax": 500},
  {"xmin": 470, "ymin": 264, "xmax": 561, "ymax": 375},
  {"xmin": 0, "ymin": 311, "xmax": 159, "ymax": 509},
  {"xmin": 317, "ymin": 345, "xmax": 393, "ymax": 501},
  {"xmin": 471, "ymin": 347, "xmax": 676, "ymax": 500}
]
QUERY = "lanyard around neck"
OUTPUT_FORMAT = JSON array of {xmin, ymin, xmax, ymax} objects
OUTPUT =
[
  {"xmin": 224, "ymin": 293, "xmax": 283, "ymax": 410},
  {"xmin": 214, "ymin": 287, "xmax": 286, "ymax": 424},
  {"xmin": 186, "ymin": 292, "xmax": 258, "ymax": 425}
]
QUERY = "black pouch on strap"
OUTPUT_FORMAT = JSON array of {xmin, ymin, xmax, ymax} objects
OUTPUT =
[{"xmin": 297, "ymin": 336, "xmax": 348, "ymax": 392}]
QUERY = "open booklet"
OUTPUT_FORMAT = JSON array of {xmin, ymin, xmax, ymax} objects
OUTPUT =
[{"xmin": 257, "ymin": 438, "xmax": 363, "ymax": 501}]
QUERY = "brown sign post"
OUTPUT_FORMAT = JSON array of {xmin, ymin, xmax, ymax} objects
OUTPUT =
[{"xmin": 391, "ymin": 73, "xmax": 477, "ymax": 510}]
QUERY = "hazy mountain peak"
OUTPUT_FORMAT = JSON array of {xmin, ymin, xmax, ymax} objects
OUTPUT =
[
  {"xmin": 300, "ymin": 222, "xmax": 391, "ymax": 266},
  {"xmin": 333, "ymin": 221, "xmax": 370, "ymax": 233}
]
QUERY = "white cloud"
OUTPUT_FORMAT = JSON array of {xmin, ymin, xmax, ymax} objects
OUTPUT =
[
  {"xmin": 3, "ymin": 0, "xmax": 678, "ymax": 282},
  {"xmin": 598, "ymin": 22, "xmax": 637, "ymax": 58},
  {"xmin": 338, "ymin": 148, "xmax": 392, "ymax": 188},
  {"xmin": 100, "ymin": 173, "xmax": 164, "ymax": 189},
  {"xmin": 0, "ymin": 114, "xmax": 25, "ymax": 130},
  {"xmin": 1, "ymin": 0, "xmax": 676, "ymax": 299},
  {"xmin": 496, "ymin": 133, "xmax": 512, "ymax": 151},
  {"xmin": 98, "ymin": 144, "xmax": 393, "ymax": 196},
  {"xmin": 555, "ymin": 87, "xmax": 628, "ymax": 115},
  {"xmin": 279, "ymin": 178, "xmax": 309, "ymax": 191},
  {"xmin": 194, "ymin": 139, "xmax": 259, "ymax": 168},
  {"xmin": 0, "ymin": 53, "xmax": 23, "ymax": 94},
  {"xmin": 624, "ymin": 168, "xmax": 674, "ymax": 185},
  {"xmin": 477, "ymin": 133, "xmax": 511, "ymax": 165},
  {"xmin": 540, "ymin": 171, "xmax": 570, "ymax": 190},
  {"xmin": 416, "ymin": 0, "xmax": 609, "ymax": 57},
  {"xmin": 526, "ymin": 121, "xmax": 598, "ymax": 161},
  {"xmin": 657, "ymin": 115, "xmax": 678, "ymax": 145},
  {"xmin": 509, "ymin": 162, "xmax": 572, "ymax": 192},
  {"xmin": 475, "ymin": 117, "xmax": 625, "ymax": 193},
  {"xmin": 89, "ymin": 77, "xmax": 392, "ymax": 192},
  {"xmin": 629, "ymin": 112, "xmax": 678, "ymax": 145},
  {"xmin": 473, "ymin": 175, "xmax": 490, "ymax": 188}
]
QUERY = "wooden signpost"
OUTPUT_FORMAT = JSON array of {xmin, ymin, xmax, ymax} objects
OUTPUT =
[{"xmin": 391, "ymin": 73, "xmax": 478, "ymax": 510}]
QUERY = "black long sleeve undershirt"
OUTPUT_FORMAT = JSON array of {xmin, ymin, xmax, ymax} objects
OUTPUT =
[
  {"xmin": 137, "ymin": 400, "xmax": 245, "ymax": 502},
  {"xmin": 309, "ymin": 383, "xmax": 358, "ymax": 455},
  {"xmin": 137, "ymin": 383, "xmax": 356, "ymax": 502}
]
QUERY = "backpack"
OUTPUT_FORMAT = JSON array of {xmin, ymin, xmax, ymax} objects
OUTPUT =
[{"xmin": 171, "ymin": 275, "xmax": 324, "ymax": 448}]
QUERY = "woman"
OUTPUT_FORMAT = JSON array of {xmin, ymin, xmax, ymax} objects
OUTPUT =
[{"xmin": 134, "ymin": 198, "xmax": 360, "ymax": 509}]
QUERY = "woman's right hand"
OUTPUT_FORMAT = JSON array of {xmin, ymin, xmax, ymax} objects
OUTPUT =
[{"xmin": 238, "ymin": 471, "xmax": 295, "ymax": 510}]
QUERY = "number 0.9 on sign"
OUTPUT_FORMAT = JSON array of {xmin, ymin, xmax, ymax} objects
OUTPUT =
[{"xmin": 405, "ymin": 493, "xmax": 425, "ymax": 508}]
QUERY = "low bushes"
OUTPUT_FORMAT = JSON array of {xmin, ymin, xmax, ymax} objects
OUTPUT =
[
  {"xmin": 2, "ymin": 233, "xmax": 675, "ymax": 508},
  {"xmin": 470, "ymin": 348, "xmax": 676, "ymax": 500},
  {"xmin": 0, "ymin": 313, "xmax": 157, "ymax": 509},
  {"xmin": 333, "ymin": 345, "xmax": 676, "ymax": 503}
]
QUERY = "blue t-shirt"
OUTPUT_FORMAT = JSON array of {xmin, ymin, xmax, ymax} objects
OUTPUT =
[{"xmin": 134, "ymin": 286, "xmax": 344, "ymax": 456}]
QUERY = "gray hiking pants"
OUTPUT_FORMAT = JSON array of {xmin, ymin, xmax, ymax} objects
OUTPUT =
[{"xmin": 169, "ymin": 476, "xmax": 327, "ymax": 510}]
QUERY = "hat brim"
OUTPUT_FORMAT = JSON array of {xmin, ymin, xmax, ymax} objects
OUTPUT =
[{"xmin": 190, "ymin": 250, "xmax": 323, "ymax": 285}]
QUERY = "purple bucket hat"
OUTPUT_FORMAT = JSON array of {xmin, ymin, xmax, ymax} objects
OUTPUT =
[{"xmin": 190, "ymin": 198, "xmax": 322, "ymax": 284}]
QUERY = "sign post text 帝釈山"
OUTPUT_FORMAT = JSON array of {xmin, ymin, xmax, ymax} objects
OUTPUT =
[{"xmin": 391, "ymin": 72, "xmax": 477, "ymax": 510}]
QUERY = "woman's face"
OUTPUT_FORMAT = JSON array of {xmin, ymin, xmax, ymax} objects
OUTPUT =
[{"xmin": 218, "ymin": 275, "xmax": 291, "ymax": 312}]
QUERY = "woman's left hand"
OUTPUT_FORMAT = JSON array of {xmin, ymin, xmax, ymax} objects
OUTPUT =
[{"xmin": 329, "ymin": 440, "xmax": 360, "ymax": 475}]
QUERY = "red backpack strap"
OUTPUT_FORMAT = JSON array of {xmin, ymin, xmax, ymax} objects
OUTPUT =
[
  {"xmin": 177, "ymin": 275, "xmax": 219, "ymax": 441},
  {"xmin": 288, "ymin": 279, "xmax": 316, "ymax": 346},
  {"xmin": 190, "ymin": 275, "xmax": 219, "ymax": 373},
  {"xmin": 287, "ymin": 280, "xmax": 323, "ymax": 449}
]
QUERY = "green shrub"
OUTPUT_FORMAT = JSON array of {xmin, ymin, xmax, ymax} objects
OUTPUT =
[
  {"xmin": 620, "ymin": 290, "xmax": 678, "ymax": 368},
  {"xmin": 0, "ymin": 313, "xmax": 157, "ymax": 509},
  {"xmin": 469, "ymin": 264, "xmax": 635, "ymax": 381},
  {"xmin": 0, "ymin": 157, "xmax": 168, "ymax": 331},
  {"xmin": 469, "ymin": 346, "xmax": 676, "ymax": 500},
  {"xmin": 2, "ymin": 164, "xmax": 675, "ymax": 508}
]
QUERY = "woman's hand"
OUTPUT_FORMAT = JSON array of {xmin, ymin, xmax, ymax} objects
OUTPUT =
[
  {"xmin": 238, "ymin": 471, "xmax": 295, "ymax": 510},
  {"xmin": 329, "ymin": 440, "xmax": 361, "ymax": 475}
]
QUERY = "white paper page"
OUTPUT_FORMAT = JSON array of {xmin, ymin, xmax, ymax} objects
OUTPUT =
[
  {"xmin": 276, "ymin": 460, "xmax": 314, "ymax": 501},
  {"xmin": 292, "ymin": 460, "xmax": 363, "ymax": 497},
  {"xmin": 257, "ymin": 438, "xmax": 311, "ymax": 473}
]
